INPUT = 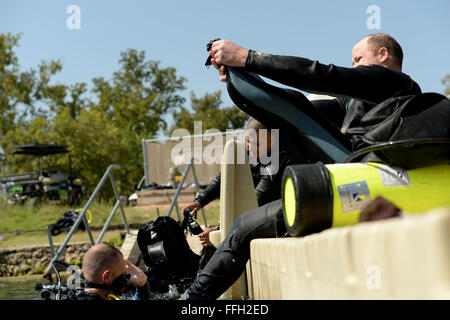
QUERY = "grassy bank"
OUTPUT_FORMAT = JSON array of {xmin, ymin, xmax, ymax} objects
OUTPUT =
[{"xmin": 0, "ymin": 200, "xmax": 220, "ymax": 249}]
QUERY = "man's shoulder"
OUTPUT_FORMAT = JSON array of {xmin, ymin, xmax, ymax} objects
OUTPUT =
[{"xmin": 365, "ymin": 64, "xmax": 422, "ymax": 94}]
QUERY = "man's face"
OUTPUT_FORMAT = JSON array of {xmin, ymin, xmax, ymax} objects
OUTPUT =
[
  {"xmin": 351, "ymin": 37, "xmax": 380, "ymax": 68},
  {"xmin": 245, "ymin": 130, "xmax": 272, "ymax": 160}
]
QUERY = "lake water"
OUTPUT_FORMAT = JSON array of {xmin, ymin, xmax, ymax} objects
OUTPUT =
[
  {"xmin": 0, "ymin": 275, "xmax": 187, "ymax": 300},
  {"xmin": 0, "ymin": 275, "xmax": 44, "ymax": 300}
]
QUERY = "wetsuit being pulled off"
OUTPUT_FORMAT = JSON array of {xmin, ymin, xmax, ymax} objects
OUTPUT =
[{"xmin": 185, "ymin": 34, "xmax": 421, "ymax": 300}]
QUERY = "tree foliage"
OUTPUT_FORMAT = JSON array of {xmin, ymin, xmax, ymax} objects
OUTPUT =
[
  {"xmin": 442, "ymin": 74, "xmax": 450, "ymax": 97},
  {"xmin": 1, "ymin": 33, "xmax": 233, "ymax": 199},
  {"xmin": 91, "ymin": 49, "xmax": 186, "ymax": 136},
  {"xmin": 170, "ymin": 91, "xmax": 249, "ymax": 135}
]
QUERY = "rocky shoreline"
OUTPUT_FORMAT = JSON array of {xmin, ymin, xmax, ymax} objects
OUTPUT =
[{"xmin": 0, "ymin": 242, "xmax": 91, "ymax": 277}]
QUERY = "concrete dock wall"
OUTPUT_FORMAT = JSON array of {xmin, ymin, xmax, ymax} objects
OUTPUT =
[{"xmin": 249, "ymin": 207, "xmax": 450, "ymax": 300}]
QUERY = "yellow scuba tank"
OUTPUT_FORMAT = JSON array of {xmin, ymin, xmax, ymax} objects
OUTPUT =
[{"xmin": 282, "ymin": 162, "xmax": 450, "ymax": 237}]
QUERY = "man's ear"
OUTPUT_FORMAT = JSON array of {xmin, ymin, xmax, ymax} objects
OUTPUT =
[
  {"xmin": 101, "ymin": 269, "xmax": 112, "ymax": 284},
  {"xmin": 377, "ymin": 47, "xmax": 389, "ymax": 63}
]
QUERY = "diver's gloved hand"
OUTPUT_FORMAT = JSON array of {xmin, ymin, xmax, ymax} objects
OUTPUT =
[{"xmin": 206, "ymin": 39, "xmax": 249, "ymax": 82}]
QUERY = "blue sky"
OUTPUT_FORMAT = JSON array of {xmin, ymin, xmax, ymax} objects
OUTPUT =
[{"xmin": 1, "ymin": 0, "xmax": 449, "ymax": 134}]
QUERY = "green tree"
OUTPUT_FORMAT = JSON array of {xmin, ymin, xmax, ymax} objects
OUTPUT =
[
  {"xmin": 442, "ymin": 74, "xmax": 450, "ymax": 97},
  {"xmin": 0, "ymin": 33, "xmax": 35, "ymax": 138},
  {"xmin": 91, "ymin": 49, "xmax": 186, "ymax": 137},
  {"xmin": 170, "ymin": 91, "xmax": 249, "ymax": 135},
  {"xmin": 0, "ymin": 33, "xmax": 81, "ymax": 171},
  {"xmin": 87, "ymin": 49, "xmax": 188, "ymax": 195},
  {"xmin": 0, "ymin": 34, "xmax": 189, "ymax": 199}
]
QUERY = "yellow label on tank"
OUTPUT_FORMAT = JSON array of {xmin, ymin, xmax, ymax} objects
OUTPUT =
[
  {"xmin": 327, "ymin": 163, "xmax": 450, "ymax": 227},
  {"xmin": 283, "ymin": 176, "xmax": 297, "ymax": 227}
]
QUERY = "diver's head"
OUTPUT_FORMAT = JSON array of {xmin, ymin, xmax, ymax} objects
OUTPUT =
[
  {"xmin": 352, "ymin": 33, "xmax": 403, "ymax": 71},
  {"xmin": 82, "ymin": 243, "xmax": 129, "ymax": 298},
  {"xmin": 244, "ymin": 118, "xmax": 274, "ymax": 160}
]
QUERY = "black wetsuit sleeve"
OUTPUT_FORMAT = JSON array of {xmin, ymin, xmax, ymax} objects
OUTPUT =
[
  {"xmin": 194, "ymin": 174, "xmax": 221, "ymax": 207},
  {"xmin": 245, "ymin": 50, "xmax": 421, "ymax": 104}
]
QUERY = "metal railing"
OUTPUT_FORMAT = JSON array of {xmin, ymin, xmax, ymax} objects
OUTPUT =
[
  {"xmin": 166, "ymin": 157, "xmax": 208, "ymax": 227},
  {"xmin": 44, "ymin": 165, "xmax": 130, "ymax": 277}
]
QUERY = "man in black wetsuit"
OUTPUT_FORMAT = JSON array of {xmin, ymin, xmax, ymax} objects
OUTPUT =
[
  {"xmin": 185, "ymin": 33, "xmax": 422, "ymax": 300},
  {"xmin": 210, "ymin": 33, "xmax": 421, "ymax": 147},
  {"xmin": 182, "ymin": 118, "xmax": 291, "ymax": 247}
]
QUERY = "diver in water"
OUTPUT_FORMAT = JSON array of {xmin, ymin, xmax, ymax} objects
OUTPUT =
[
  {"xmin": 80, "ymin": 243, "xmax": 150, "ymax": 300},
  {"xmin": 185, "ymin": 33, "xmax": 422, "ymax": 300}
]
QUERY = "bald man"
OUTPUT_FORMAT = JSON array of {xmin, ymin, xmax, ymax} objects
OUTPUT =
[
  {"xmin": 208, "ymin": 33, "xmax": 421, "ymax": 148},
  {"xmin": 81, "ymin": 243, "xmax": 150, "ymax": 300},
  {"xmin": 185, "ymin": 34, "xmax": 422, "ymax": 300}
]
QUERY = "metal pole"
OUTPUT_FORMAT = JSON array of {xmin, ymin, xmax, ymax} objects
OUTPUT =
[
  {"xmin": 46, "ymin": 226, "xmax": 55, "ymax": 258},
  {"xmin": 142, "ymin": 139, "xmax": 149, "ymax": 186},
  {"xmin": 175, "ymin": 201, "xmax": 181, "ymax": 221},
  {"xmin": 109, "ymin": 171, "xmax": 130, "ymax": 234},
  {"xmin": 83, "ymin": 215, "xmax": 95, "ymax": 245},
  {"xmin": 53, "ymin": 263, "xmax": 62, "ymax": 300},
  {"xmin": 166, "ymin": 159, "xmax": 192, "ymax": 219},
  {"xmin": 44, "ymin": 165, "xmax": 119, "ymax": 276},
  {"xmin": 190, "ymin": 163, "xmax": 208, "ymax": 227},
  {"xmin": 156, "ymin": 207, "xmax": 160, "ymax": 218},
  {"xmin": 96, "ymin": 199, "xmax": 122, "ymax": 244}
]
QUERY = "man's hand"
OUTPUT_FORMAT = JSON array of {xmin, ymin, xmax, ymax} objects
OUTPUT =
[
  {"xmin": 182, "ymin": 201, "xmax": 202, "ymax": 216},
  {"xmin": 198, "ymin": 226, "xmax": 219, "ymax": 247},
  {"xmin": 125, "ymin": 260, "xmax": 147, "ymax": 288},
  {"xmin": 209, "ymin": 40, "xmax": 249, "ymax": 82}
]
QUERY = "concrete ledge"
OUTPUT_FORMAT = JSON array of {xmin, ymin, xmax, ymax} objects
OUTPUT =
[
  {"xmin": 120, "ymin": 231, "xmax": 140, "ymax": 264},
  {"xmin": 249, "ymin": 207, "xmax": 450, "ymax": 300}
]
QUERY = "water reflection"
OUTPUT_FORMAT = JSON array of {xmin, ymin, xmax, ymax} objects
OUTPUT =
[
  {"xmin": 0, "ymin": 275, "xmax": 45, "ymax": 300},
  {"xmin": 0, "ymin": 275, "xmax": 187, "ymax": 300}
]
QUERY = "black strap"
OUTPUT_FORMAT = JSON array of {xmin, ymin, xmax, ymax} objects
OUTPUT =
[{"xmin": 84, "ymin": 281, "xmax": 113, "ymax": 291}]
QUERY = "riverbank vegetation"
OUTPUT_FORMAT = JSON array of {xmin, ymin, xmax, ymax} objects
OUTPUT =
[
  {"xmin": 0, "ymin": 33, "xmax": 248, "ymax": 201},
  {"xmin": 0, "ymin": 200, "xmax": 220, "ymax": 249}
]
